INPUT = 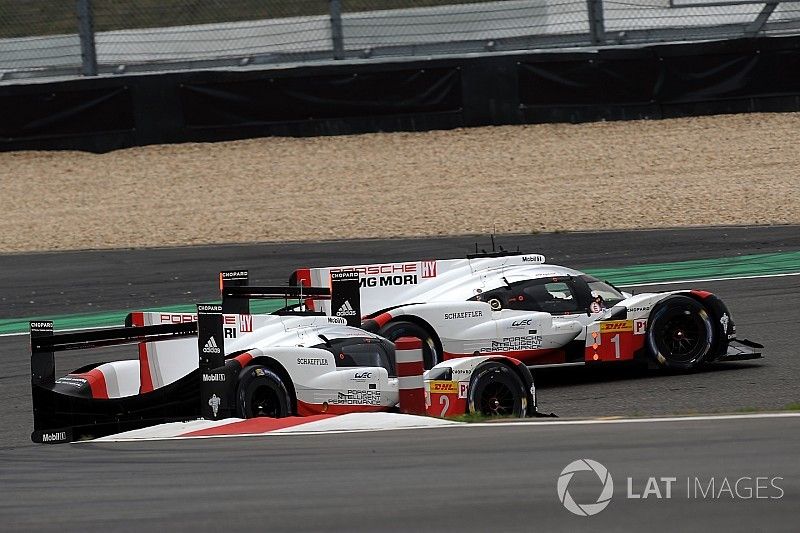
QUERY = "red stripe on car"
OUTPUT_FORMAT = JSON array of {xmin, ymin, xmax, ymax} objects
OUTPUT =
[
  {"xmin": 690, "ymin": 290, "xmax": 713, "ymax": 299},
  {"xmin": 293, "ymin": 268, "xmax": 315, "ymax": 310},
  {"xmin": 296, "ymin": 400, "xmax": 388, "ymax": 417},
  {"xmin": 71, "ymin": 369, "xmax": 108, "ymax": 399},
  {"xmin": 234, "ymin": 352, "xmax": 253, "ymax": 367},
  {"xmin": 129, "ymin": 313, "xmax": 155, "ymax": 394},
  {"xmin": 372, "ymin": 312, "xmax": 393, "ymax": 328},
  {"xmin": 444, "ymin": 349, "xmax": 564, "ymax": 365}
]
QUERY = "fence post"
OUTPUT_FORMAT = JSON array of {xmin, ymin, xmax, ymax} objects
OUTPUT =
[
  {"xmin": 744, "ymin": 2, "xmax": 778, "ymax": 37},
  {"xmin": 329, "ymin": 0, "xmax": 345, "ymax": 60},
  {"xmin": 586, "ymin": 0, "xmax": 606, "ymax": 46},
  {"xmin": 76, "ymin": 0, "xmax": 98, "ymax": 76}
]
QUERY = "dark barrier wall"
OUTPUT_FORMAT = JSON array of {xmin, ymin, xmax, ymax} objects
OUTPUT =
[{"xmin": 2, "ymin": 35, "xmax": 800, "ymax": 153}]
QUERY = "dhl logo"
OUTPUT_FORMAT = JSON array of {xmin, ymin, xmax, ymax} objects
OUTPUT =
[
  {"xmin": 600, "ymin": 320, "xmax": 633, "ymax": 332},
  {"xmin": 428, "ymin": 380, "xmax": 458, "ymax": 393}
]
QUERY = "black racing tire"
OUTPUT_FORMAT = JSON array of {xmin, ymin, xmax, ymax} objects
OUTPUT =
[
  {"xmin": 646, "ymin": 296, "xmax": 714, "ymax": 371},
  {"xmin": 236, "ymin": 365, "xmax": 292, "ymax": 418},
  {"xmin": 378, "ymin": 320, "xmax": 441, "ymax": 369},
  {"xmin": 468, "ymin": 362, "xmax": 527, "ymax": 418}
]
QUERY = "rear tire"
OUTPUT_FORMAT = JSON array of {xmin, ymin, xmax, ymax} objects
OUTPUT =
[
  {"xmin": 236, "ymin": 365, "xmax": 292, "ymax": 418},
  {"xmin": 646, "ymin": 296, "xmax": 714, "ymax": 371},
  {"xmin": 378, "ymin": 320, "xmax": 441, "ymax": 369},
  {"xmin": 468, "ymin": 362, "xmax": 527, "ymax": 418}
]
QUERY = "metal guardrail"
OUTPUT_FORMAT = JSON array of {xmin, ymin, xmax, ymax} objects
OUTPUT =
[{"xmin": 1, "ymin": 0, "xmax": 799, "ymax": 81}]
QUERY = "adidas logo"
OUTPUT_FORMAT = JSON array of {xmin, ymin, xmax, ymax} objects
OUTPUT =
[
  {"xmin": 336, "ymin": 300, "xmax": 357, "ymax": 317},
  {"xmin": 202, "ymin": 336, "xmax": 221, "ymax": 354}
]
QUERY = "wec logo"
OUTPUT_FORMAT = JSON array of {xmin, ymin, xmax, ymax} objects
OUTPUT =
[{"xmin": 557, "ymin": 459, "xmax": 614, "ymax": 517}]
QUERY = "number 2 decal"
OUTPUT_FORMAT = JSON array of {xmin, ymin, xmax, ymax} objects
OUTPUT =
[{"xmin": 439, "ymin": 395, "xmax": 450, "ymax": 417}]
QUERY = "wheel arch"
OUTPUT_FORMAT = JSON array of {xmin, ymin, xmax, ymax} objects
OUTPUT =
[
  {"xmin": 472, "ymin": 357, "xmax": 536, "ymax": 416},
  {"xmin": 676, "ymin": 290, "xmax": 731, "ymax": 358},
  {"xmin": 379, "ymin": 313, "xmax": 444, "ymax": 358},
  {"xmin": 240, "ymin": 355, "xmax": 298, "ymax": 415},
  {"xmin": 645, "ymin": 294, "xmax": 715, "ymax": 370}
]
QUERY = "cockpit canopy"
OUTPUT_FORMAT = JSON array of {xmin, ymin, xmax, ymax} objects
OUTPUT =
[
  {"xmin": 469, "ymin": 275, "xmax": 624, "ymax": 315},
  {"xmin": 312, "ymin": 336, "xmax": 397, "ymax": 376}
]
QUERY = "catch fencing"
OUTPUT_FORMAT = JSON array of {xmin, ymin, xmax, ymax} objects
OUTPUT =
[{"xmin": 2, "ymin": 0, "xmax": 800, "ymax": 80}]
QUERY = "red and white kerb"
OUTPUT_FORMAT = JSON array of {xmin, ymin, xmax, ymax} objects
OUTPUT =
[{"xmin": 394, "ymin": 337, "xmax": 426, "ymax": 415}]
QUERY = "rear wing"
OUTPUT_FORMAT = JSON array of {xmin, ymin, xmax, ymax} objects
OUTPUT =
[
  {"xmin": 219, "ymin": 269, "xmax": 330, "ymax": 313},
  {"xmin": 29, "ymin": 304, "xmax": 231, "ymax": 444},
  {"xmin": 30, "ymin": 320, "xmax": 197, "ymax": 388},
  {"xmin": 126, "ymin": 269, "xmax": 344, "ymax": 333},
  {"xmin": 30, "ymin": 319, "xmax": 201, "ymax": 443},
  {"xmin": 219, "ymin": 269, "xmax": 362, "ymax": 327}
]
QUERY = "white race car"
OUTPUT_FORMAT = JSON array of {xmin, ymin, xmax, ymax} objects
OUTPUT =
[
  {"xmin": 292, "ymin": 251, "xmax": 762, "ymax": 371},
  {"xmin": 29, "ymin": 281, "xmax": 537, "ymax": 444}
]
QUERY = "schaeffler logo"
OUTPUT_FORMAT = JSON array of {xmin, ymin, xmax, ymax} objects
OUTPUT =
[{"xmin": 557, "ymin": 459, "xmax": 614, "ymax": 516}]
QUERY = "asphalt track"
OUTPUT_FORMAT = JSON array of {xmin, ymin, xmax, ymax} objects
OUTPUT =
[
  {"xmin": 1, "ymin": 225, "xmax": 799, "ymax": 530},
  {"xmin": 0, "ymin": 416, "xmax": 798, "ymax": 531}
]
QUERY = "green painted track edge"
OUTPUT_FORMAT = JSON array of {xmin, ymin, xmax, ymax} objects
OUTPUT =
[{"xmin": 1, "ymin": 250, "xmax": 799, "ymax": 335}]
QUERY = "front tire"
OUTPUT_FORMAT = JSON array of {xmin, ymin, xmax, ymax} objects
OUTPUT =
[
  {"xmin": 468, "ymin": 362, "xmax": 527, "ymax": 418},
  {"xmin": 378, "ymin": 320, "xmax": 441, "ymax": 369},
  {"xmin": 236, "ymin": 365, "xmax": 292, "ymax": 418},
  {"xmin": 646, "ymin": 296, "xmax": 714, "ymax": 371}
]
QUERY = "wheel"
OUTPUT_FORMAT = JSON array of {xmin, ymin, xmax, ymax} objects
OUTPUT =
[
  {"xmin": 378, "ymin": 320, "xmax": 441, "ymax": 369},
  {"xmin": 468, "ymin": 362, "xmax": 527, "ymax": 418},
  {"xmin": 646, "ymin": 296, "xmax": 714, "ymax": 371},
  {"xmin": 236, "ymin": 365, "xmax": 292, "ymax": 418}
]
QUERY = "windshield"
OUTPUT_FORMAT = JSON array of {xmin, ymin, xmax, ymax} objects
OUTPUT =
[
  {"xmin": 583, "ymin": 276, "xmax": 625, "ymax": 307},
  {"xmin": 470, "ymin": 277, "xmax": 581, "ymax": 314}
]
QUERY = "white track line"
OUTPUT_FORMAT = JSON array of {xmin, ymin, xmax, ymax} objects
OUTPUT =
[
  {"xmin": 466, "ymin": 411, "xmax": 800, "ymax": 429},
  {"xmin": 618, "ymin": 271, "xmax": 800, "ymax": 288},
  {"xmin": 88, "ymin": 412, "xmax": 800, "ymax": 443}
]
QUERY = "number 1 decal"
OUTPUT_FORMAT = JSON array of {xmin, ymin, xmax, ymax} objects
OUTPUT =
[{"xmin": 611, "ymin": 334, "xmax": 621, "ymax": 359}]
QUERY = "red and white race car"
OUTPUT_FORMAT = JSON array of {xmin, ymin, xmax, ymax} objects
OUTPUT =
[
  {"xmin": 29, "ymin": 279, "xmax": 537, "ymax": 444},
  {"xmin": 291, "ymin": 251, "xmax": 762, "ymax": 371}
]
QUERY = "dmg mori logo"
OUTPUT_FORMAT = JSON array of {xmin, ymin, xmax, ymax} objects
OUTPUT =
[{"xmin": 557, "ymin": 459, "xmax": 614, "ymax": 516}]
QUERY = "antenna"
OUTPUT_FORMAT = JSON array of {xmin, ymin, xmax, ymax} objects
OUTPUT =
[{"xmin": 490, "ymin": 233, "xmax": 496, "ymax": 252}]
